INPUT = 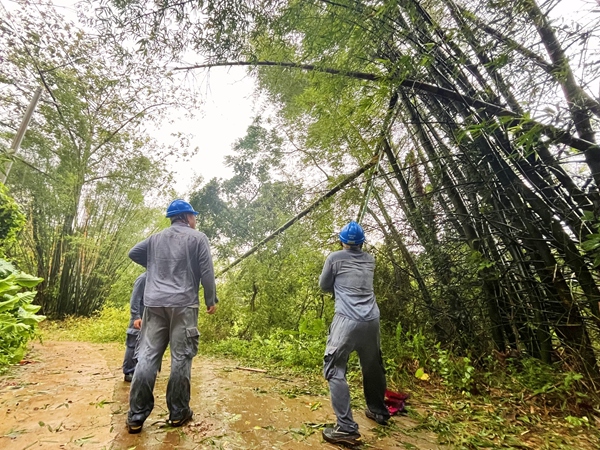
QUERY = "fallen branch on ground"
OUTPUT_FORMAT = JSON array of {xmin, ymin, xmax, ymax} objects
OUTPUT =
[{"xmin": 235, "ymin": 366, "xmax": 268, "ymax": 373}]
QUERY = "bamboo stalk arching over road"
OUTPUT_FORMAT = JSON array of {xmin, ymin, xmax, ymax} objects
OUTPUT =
[
  {"xmin": 216, "ymin": 155, "xmax": 379, "ymax": 277},
  {"xmin": 175, "ymin": 60, "xmax": 600, "ymax": 188}
]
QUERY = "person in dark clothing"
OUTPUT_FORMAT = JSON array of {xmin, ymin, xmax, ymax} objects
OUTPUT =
[
  {"xmin": 319, "ymin": 221, "xmax": 390, "ymax": 447},
  {"xmin": 122, "ymin": 272, "xmax": 146, "ymax": 382},
  {"xmin": 126, "ymin": 199, "xmax": 218, "ymax": 434}
]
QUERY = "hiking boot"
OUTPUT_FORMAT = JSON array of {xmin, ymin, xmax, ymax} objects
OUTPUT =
[
  {"xmin": 365, "ymin": 408, "xmax": 389, "ymax": 425},
  {"xmin": 168, "ymin": 409, "xmax": 193, "ymax": 427},
  {"xmin": 124, "ymin": 373, "xmax": 133, "ymax": 382},
  {"xmin": 322, "ymin": 426, "xmax": 362, "ymax": 447},
  {"xmin": 126, "ymin": 419, "xmax": 143, "ymax": 434}
]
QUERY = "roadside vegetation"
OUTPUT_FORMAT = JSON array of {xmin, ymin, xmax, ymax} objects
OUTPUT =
[
  {"xmin": 0, "ymin": 185, "xmax": 45, "ymax": 370},
  {"xmin": 42, "ymin": 305, "xmax": 600, "ymax": 449}
]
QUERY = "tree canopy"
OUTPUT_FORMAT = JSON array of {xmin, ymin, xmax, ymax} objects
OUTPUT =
[{"xmin": 0, "ymin": 1, "xmax": 193, "ymax": 317}]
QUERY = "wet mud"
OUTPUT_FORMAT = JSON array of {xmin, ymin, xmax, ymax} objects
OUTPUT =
[
  {"xmin": 0, "ymin": 341, "xmax": 114, "ymax": 449},
  {"xmin": 1, "ymin": 341, "xmax": 443, "ymax": 449}
]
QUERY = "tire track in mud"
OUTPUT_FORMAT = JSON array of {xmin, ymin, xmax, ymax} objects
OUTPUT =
[{"xmin": 1, "ymin": 341, "xmax": 443, "ymax": 449}]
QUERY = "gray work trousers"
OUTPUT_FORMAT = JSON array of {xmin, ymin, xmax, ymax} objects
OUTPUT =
[
  {"xmin": 128, "ymin": 306, "xmax": 200, "ymax": 423},
  {"xmin": 122, "ymin": 326, "xmax": 140, "ymax": 375},
  {"xmin": 323, "ymin": 314, "xmax": 389, "ymax": 433}
]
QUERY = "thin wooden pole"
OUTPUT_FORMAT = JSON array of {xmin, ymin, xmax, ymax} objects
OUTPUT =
[{"xmin": 1, "ymin": 87, "xmax": 42, "ymax": 184}]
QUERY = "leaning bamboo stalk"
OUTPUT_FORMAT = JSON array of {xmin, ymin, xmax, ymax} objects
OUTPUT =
[
  {"xmin": 174, "ymin": 60, "xmax": 600, "ymax": 167},
  {"xmin": 215, "ymin": 156, "xmax": 378, "ymax": 277}
]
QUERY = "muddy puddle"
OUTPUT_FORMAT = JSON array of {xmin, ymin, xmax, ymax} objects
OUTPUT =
[{"xmin": 1, "ymin": 341, "xmax": 443, "ymax": 449}]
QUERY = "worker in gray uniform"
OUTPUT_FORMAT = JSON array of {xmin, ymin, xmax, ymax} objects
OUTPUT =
[
  {"xmin": 319, "ymin": 221, "xmax": 390, "ymax": 447},
  {"xmin": 122, "ymin": 272, "xmax": 147, "ymax": 382},
  {"xmin": 126, "ymin": 199, "xmax": 218, "ymax": 434}
]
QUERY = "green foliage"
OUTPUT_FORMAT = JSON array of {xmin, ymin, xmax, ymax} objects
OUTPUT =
[
  {"xmin": 190, "ymin": 118, "xmax": 301, "ymax": 259},
  {"xmin": 388, "ymin": 323, "xmax": 432, "ymax": 366},
  {"xmin": 506, "ymin": 358, "xmax": 587, "ymax": 407},
  {"xmin": 0, "ymin": 184, "xmax": 25, "ymax": 256},
  {"xmin": 388, "ymin": 323, "xmax": 589, "ymax": 404},
  {"xmin": 564, "ymin": 415, "xmax": 589, "ymax": 428},
  {"xmin": 104, "ymin": 264, "xmax": 148, "ymax": 308},
  {"xmin": 1, "ymin": 4, "xmax": 185, "ymax": 318},
  {"xmin": 203, "ymin": 318, "xmax": 327, "ymax": 372},
  {"xmin": 388, "ymin": 325, "xmax": 476, "ymax": 392},
  {"xmin": 41, "ymin": 306, "xmax": 129, "ymax": 343},
  {"xmin": 0, "ymin": 258, "xmax": 45, "ymax": 367},
  {"xmin": 581, "ymin": 219, "xmax": 600, "ymax": 267},
  {"xmin": 431, "ymin": 345, "xmax": 476, "ymax": 393}
]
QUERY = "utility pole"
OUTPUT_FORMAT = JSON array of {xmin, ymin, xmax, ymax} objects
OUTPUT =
[{"xmin": 1, "ymin": 86, "xmax": 43, "ymax": 184}]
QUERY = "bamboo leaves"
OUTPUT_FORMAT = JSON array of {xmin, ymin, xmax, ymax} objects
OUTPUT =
[
  {"xmin": 74, "ymin": 0, "xmax": 600, "ymax": 378},
  {"xmin": 1, "ymin": 3, "xmax": 188, "ymax": 318}
]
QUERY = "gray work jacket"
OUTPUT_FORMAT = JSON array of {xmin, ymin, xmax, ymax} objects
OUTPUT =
[
  {"xmin": 319, "ymin": 248, "xmax": 380, "ymax": 321},
  {"xmin": 130, "ymin": 272, "xmax": 146, "ymax": 321},
  {"xmin": 129, "ymin": 222, "xmax": 217, "ymax": 308}
]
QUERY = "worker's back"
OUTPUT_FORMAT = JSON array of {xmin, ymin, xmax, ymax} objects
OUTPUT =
[
  {"xmin": 319, "ymin": 248, "xmax": 379, "ymax": 321},
  {"xmin": 129, "ymin": 222, "xmax": 215, "ymax": 308}
]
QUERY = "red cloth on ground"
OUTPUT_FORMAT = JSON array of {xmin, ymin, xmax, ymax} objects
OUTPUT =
[{"xmin": 385, "ymin": 389, "xmax": 409, "ymax": 415}]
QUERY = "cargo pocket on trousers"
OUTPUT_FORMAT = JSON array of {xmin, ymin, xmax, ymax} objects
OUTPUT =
[
  {"xmin": 185, "ymin": 327, "xmax": 200, "ymax": 357},
  {"xmin": 323, "ymin": 345, "xmax": 338, "ymax": 380}
]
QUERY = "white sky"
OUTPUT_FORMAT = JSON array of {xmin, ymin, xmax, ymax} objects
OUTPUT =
[{"xmin": 157, "ymin": 68, "xmax": 257, "ymax": 194}]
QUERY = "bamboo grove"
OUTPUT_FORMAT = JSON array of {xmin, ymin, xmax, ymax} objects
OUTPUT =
[
  {"xmin": 1, "ymin": 3, "xmax": 189, "ymax": 317},
  {"xmin": 99, "ymin": 0, "xmax": 600, "ymax": 380}
]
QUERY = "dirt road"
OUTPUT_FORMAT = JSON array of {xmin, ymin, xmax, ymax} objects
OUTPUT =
[{"xmin": 0, "ymin": 341, "xmax": 442, "ymax": 449}]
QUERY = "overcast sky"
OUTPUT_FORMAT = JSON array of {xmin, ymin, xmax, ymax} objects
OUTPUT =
[{"xmin": 155, "ymin": 68, "xmax": 257, "ymax": 194}]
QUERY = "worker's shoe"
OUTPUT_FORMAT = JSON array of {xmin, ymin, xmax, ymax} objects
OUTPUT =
[
  {"xmin": 322, "ymin": 426, "xmax": 362, "ymax": 447},
  {"xmin": 126, "ymin": 419, "xmax": 143, "ymax": 434},
  {"xmin": 365, "ymin": 408, "xmax": 389, "ymax": 425},
  {"xmin": 168, "ymin": 409, "xmax": 193, "ymax": 427},
  {"xmin": 124, "ymin": 373, "xmax": 133, "ymax": 382}
]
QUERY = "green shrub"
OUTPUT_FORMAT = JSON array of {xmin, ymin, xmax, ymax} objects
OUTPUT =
[
  {"xmin": 203, "ymin": 318, "xmax": 327, "ymax": 372},
  {"xmin": 506, "ymin": 357, "xmax": 586, "ymax": 407},
  {"xmin": 431, "ymin": 344, "xmax": 476, "ymax": 392},
  {"xmin": 388, "ymin": 323, "xmax": 476, "ymax": 392},
  {"xmin": 0, "ymin": 258, "xmax": 45, "ymax": 367},
  {"xmin": 385, "ymin": 323, "xmax": 434, "ymax": 371}
]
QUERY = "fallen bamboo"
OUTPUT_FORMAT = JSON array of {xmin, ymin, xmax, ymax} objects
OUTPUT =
[
  {"xmin": 176, "ymin": 60, "xmax": 600, "ymax": 187},
  {"xmin": 216, "ymin": 156, "xmax": 378, "ymax": 277}
]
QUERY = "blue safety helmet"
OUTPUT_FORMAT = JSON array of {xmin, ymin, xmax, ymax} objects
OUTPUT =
[
  {"xmin": 339, "ymin": 221, "xmax": 365, "ymax": 245},
  {"xmin": 165, "ymin": 199, "xmax": 199, "ymax": 218}
]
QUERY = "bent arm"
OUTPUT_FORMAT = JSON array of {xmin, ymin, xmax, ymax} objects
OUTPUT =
[
  {"xmin": 319, "ymin": 257, "xmax": 335, "ymax": 293},
  {"xmin": 129, "ymin": 239, "xmax": 149, "ymax": 267},
  {"xmin": 197, "ymin": 234, "xmax": 218, "ymax": 308}
]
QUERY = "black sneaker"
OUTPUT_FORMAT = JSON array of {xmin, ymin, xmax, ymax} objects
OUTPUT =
[
  {"xmin": 124, "ymin": 373, "xmax": 133, "ymax": 382},
  {"xmin": 322, "ymin": 426, "xmax": 362, "ymax": 447},
  {"xmin": 168, "ymin": 409, "xmax": 193, "ymax": 427},
  {"xmin": 126, "ymin": 419, "xmax": 143, "ymax": 434},
  {"xmin": 365, "ymin": 408, "xmax": 389, "ymax": 425}
]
